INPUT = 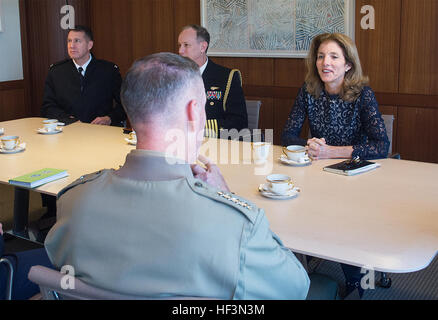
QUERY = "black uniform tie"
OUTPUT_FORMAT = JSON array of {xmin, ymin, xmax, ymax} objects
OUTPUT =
[{"xmin": 78, "ymin": 67, "xmax": 85, "ymax": 92}]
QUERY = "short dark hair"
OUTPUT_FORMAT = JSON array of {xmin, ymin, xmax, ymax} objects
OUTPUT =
[
  {"xmin": 183, "ymin": 24, "xmax": 210, "ymax": 53},
  {"xmin": 121, "ymin": 52, "xmax": 202, "ymax": 125},
  {"xmin": 69, "ymin": 25, "xmax": 94, "ymax": 41}
]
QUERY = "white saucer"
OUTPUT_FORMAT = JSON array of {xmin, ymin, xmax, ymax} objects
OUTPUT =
[
  {"xmin": 125, "ymin": 138, "xmax": 137, "ymax": 146},
  {"xmin": 279, "ymin": 155, "xmax": 311, "ymax": 166},
  {"xmin": 0, "ymin": 143, "xmax": 26, "ymax": 154},
  {"xmin": 37, "ymin": 127, "xmax": 63, "ymax": 135},
  {"xmin": 258, "ymin": 183, "xmax": 300, "ymax": 200}
]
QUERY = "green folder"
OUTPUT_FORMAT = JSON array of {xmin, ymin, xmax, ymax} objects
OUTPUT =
[{"xmin": 9, "ymin": 168, "xmax": 69, "ymax": 188}]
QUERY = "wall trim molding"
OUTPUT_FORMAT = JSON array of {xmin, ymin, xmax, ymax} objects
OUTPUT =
[
  {"xmin": 0, "ymin": 80, "xmax": 24, "ymax": 91},
  {"xmin": 243, "ymin": 85, "xmax": 438, "ymax": 109}
]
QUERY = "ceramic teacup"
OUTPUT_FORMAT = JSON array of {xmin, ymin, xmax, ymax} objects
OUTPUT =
[
  {"xmin": 266, "ymin": 174, "xmax": 294, "ymax": 194},
  {"xmin": 283, "ymin": 145, "xmax": 307, "ymax": 162},
  {"xmin": 43, "ymin": 119, "xmax": 59, "ymax": 132},
  {"xmin": 129, "ymin": 131, "xmax": 137, "ymax": 141},
  {"xmin": 252, "ymin": 142, "xmax": 270, "ymax": 163},
  {"xmin": 1, "ymin": 135, "xmax": 20, "ymax": 150}
]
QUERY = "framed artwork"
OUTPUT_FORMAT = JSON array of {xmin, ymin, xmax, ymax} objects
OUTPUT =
[
  {"xmin": 201, "ymin": 0, "xmax": 355, "ymax": 58},
  {"xmin": 0, "ymin": 0, "xmax": 3, "ymax": 32}
]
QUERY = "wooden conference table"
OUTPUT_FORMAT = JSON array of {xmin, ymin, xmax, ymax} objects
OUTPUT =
[
  {"xmin": 0, "ymin": 118, "xmax": 132, "ymax": 238},
  {"xmin": 1, "ymin": 117, "xmax": 438, "ymax": 274}
]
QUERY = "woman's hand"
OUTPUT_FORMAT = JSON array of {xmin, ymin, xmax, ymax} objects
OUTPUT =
[
  {"xmin": 307, "ymin": 137, "xmax": 327, "ymax": 160},
  {"xmin": 306, "ymin": 137, "xmax": 354, "ymax": 160}
]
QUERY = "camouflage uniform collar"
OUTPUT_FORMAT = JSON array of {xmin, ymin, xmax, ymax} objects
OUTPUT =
[{"xmin": 116, "ymin": 149, "xmax": 192, "ymax": 181}]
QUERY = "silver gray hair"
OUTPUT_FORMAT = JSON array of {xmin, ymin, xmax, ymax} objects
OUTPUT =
[{"xmin": 121, "ymin": 52, "xmax": 202, "ymax": 125}]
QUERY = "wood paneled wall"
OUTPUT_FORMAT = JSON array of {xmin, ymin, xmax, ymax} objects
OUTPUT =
[
  {"xmin": 18, "ymin": 0, "xmax": 438, "ymax": 163},
  {"xmin": 90, "ymin": 0, "xmax": 200, "ymax": 75},
  {"xmin": 0, "ymin": 81, "xmax": 27, "ymax": 121},
  {"xmin": 20, "ymin": 0, "xmax": 91, "ymax": 117},
  {"xmin": 87, "ymin": 0, "xmax": 438, "ymax": 163}
]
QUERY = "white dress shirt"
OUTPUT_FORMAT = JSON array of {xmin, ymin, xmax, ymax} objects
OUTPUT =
[
  {"xmin": 73, "ymin": 54, "xmax": 92, "ymax": 76},
  {"xmin": 200, "ymin": 58, "xmax": 208, "ymax": 75}
]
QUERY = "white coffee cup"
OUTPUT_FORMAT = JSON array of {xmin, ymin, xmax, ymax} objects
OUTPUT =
[
  {"xmin": 43, "ymin": 119, "xmax": 59, "ymax": 132},
  {"xmin": 1, "ymin": 135, "xmax": 20, "ymax": 150},
  {"xmin": 266, "ymin": 174, "xmax": 294, "ymax": 194},
  {"xmin": 283, "ymin": 145, "xmax": 307, "ymax": 162},
  {"xmin": 252, "ymin": 142, "xmax": 270, "ymax": 163}
]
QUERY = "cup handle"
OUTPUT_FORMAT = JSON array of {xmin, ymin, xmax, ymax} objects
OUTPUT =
[
  {"xmin": 16, "ymin": 139, "xmax": 20, "ymax": 147},
  {"xmin": 282, "ymin": 147, "xmax": 288, "ymax": 156},
  {"xmin": 304, "ymin": 146, "xmax": 313, "ymax": 160}
]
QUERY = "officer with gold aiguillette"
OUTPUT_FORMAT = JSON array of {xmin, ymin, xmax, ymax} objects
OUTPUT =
[{"xmin": 178, "ymin": 24, "xmax": 248, "ymax": 138}]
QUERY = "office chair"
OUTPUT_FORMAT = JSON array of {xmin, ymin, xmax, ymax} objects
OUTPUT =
[
  {"xmin": 0, "ymin": 257, "xmax": 14, "ymax": 300},
  {"xmin": 294, "ymin": 254, "xmax": 340, "ymax": 300},
  {"xmin": 28, "ymin": 265, "xmax": 217, "ymax": 300},
  {"xmin": 29, "ymin": 265, "xmax": 339, "ymax": 300},
  {"xmin": 245, "ymin": 100, "xmax": 262, "ymax": 131},
  {"xmin": 382, "ymin": 114, "xmax": 394, "ymax": 156},
  {"xmin": 221, "ymin": 99, "xmax": 263, "ymax": 142},
  {"xmin": 241, "ymin": 99, "xmax": 263, "ymax": 142},
  {"xmin": 382, "ymin": 114, "xmax": 400, "ymax": 159},
  {"xmin": 306, "ymin": 116, "xmax": 398, "ymax": 291},
  {"xmin": 306, "ymin": 273, "xmax": 340, "ymax": 300},
  {"xmin": 307, "ymin": 114, "xmax": 400, "ymax": 160}
]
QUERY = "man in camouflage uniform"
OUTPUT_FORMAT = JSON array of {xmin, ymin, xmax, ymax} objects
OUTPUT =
[{"xmin": 45, "ymin": 53, "xmax": 310, "ymax": 299}]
